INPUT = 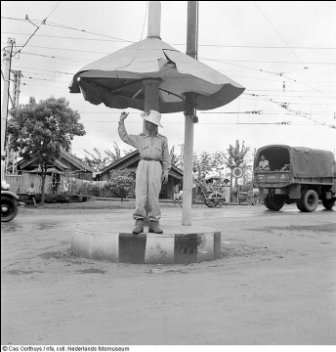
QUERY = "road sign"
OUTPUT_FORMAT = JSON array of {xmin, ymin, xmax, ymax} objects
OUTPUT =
[{"xmin": 232, "ymin": 167, "xmax": 243, "ymax": 178}]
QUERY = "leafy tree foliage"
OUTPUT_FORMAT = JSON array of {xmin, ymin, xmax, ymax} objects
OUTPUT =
[
  {"xmin": 192, "ymin": 151, "xmax": 216, "ymax": 180},
  {"xmin": 104, "ymin": 169, "xmax": 135, "ymax": 201},
  {"xmin": 83, "ymin": 148, "xmax": 108, "ymax": 171},
  {"xmin": 223, "ymin": 140, "xmax": 250, "ymax": 200},
  {"xmin": 170, "ymin": 146, "xmax": 181, "ymax": 168},
  {"xmin": 190, "ymin": 140, "xmax": 251, "ymax": 201},
  {"xmin": 83, "ymin": 143, "xmax": 133, "ymax": 171},
  {"xmin": 105, "ymin": 142, "xmax": 122, "ymax": 163},
  {"xmin": 224, "ymin": 140, "xmax": 250, "ymax": 170},
  {"xmin": 8, "ymin": 97, "xmax": 86, "ymax": 204}
]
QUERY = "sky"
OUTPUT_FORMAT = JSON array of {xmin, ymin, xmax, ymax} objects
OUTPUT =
[{"xmin": 1, "ymin": 1, "xmax": 336, "ymax": 162}]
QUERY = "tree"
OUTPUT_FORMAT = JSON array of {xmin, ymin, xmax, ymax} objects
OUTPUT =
[
  {"xmin": 105, "ymin": 142, "xmax": 122, "ymax": 163},
  {"xmin": 105, "ymin": 169, "xmax": 135, "ymax": 201},
  {"xmin": 224, "ymin": 140, "xmax": 249, "ymax": 169},
  {"xmin": 192, "ymin": 151, "xmax": 216, "ymax": 180},
  {"xmin": 224, "ymin": 140, "xmax": 250, "ymax": 200},
  {"xmin": 212, "ymin": 150, "xmax": 228, "ymax": 177},
  {"xmin": 170, "ymin": 146, "xmax": 181, "ymax": 168},
  {"xmin": 83, "ymin": 148, "xmax": 108, "ymax": 171},
  {"xmin": 8, "ymin": 97, "xmax": 86, "ymax": 204},
  {"xmin": 83, "ymin": 143, "xmax": 126, "ymax": 171}
]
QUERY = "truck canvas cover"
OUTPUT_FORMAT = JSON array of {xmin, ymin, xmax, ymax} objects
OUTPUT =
[
  {"xmin": 256, "ymin": 145, "xmax": 335, "ymax": 178},
  {"xmin": 291, "ymin": 147, "xmax": 335, "ymax": 178}
]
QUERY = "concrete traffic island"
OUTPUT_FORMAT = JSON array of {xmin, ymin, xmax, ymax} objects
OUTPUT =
[{"xmin": 71, "ymin": 222, "xmax": 221, "ymax": 264}]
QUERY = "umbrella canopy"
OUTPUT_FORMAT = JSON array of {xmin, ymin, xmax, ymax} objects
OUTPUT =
[{"xmin": 69, "ymin": 37, "xmax": 245, "ymax": 113}]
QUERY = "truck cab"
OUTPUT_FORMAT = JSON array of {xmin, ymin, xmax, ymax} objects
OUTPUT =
[{"xmin": 254, "ymin": 145, "xmax": 336, "ymax": 212}]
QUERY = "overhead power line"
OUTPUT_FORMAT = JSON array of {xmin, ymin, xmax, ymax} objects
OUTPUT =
[
  {"xmin": 11, "ymin": 66, "xmax": 74, "ymax": 75},
  {"xmin": 4, "ymin": 43, "xmax": 336, "ymax": 69},
  {"xmin": 201, "ymin": 57, "xmax": 336, "ymax": 65},
  {"xmin": 3, "ymin": 32, "xmax": 336, "ymax": 50},
  {"xmin": 14, "ymin": 44, "xmax": 110, "ymax": 55},
  {"xmin": 1, "ymin": 31, "xmax": 133, "ymax": 43},
  {"xmin": 253, "ymin": 1, "xmax": 305, "ymax": 66},
  {"xmin": 10, "ymin": 2, "xmax": 61, "ymax": 58},
  {"xmin": 1, "ymin": 16, "xmax": 135, "ymax": 43}
]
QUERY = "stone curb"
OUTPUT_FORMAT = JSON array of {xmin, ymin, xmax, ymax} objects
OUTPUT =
[{"xmin": 71, "ymin": 225, "xmax": 221, "ymax": 264}]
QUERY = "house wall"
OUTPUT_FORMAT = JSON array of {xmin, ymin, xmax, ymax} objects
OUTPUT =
[
  {"xmin": 100, "ymin": 173, "xmax": 110, "ymax": 182},
  {"xmin": 5, "ymin": 172, "xmax": 53, "ymax": 194},
  {"xmin": 98, "ymin": 161, "xmax": 182, "ymax": 199}
]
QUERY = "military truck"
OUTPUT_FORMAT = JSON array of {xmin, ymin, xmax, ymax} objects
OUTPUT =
[{"xmin": 253, "ymin": 145, "xmax": 336, "ymax": 212}]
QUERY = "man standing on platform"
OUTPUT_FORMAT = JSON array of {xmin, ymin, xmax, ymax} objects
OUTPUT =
[{"xmin": 118, "ymin": 110, "xmax": 171, "ymax": 234}]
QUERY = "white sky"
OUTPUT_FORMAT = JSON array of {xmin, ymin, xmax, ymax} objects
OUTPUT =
[{"xmin": 1, "ymin": 1, "xmax": 336, "ymax": 161}]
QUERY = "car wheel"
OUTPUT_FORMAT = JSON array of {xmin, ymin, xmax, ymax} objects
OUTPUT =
[{"xmin": 1, "ymin": 195, "xmax": 18, "ymax": 222}]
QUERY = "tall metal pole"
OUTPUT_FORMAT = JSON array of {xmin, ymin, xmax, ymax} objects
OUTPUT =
[
  {"xmin": 1, "ymin": 38, "xmax": 15, "ymax": 157},
  {"xmin": 182, "ymin": 1, "xmax": 198, "ymax": 225},
  {"xmin": 144, "ymin": 79, "xmax": 161, "ymax": 113},
  {"xmin": 143, "ymin": 2, "xmax": 162, "ymax": 133}
]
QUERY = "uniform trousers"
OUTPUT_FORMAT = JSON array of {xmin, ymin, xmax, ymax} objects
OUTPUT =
[{"xmin": 133, "ymin": 159, "xmax": 162, "ymax": 221}]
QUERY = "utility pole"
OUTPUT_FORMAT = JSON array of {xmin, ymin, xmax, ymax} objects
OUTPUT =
[
  {"xmin": 1, "ymin": 38, "xmax": 15, "ymax": 158},
  {"xmin": 12, "ymin": 70, "xmax": 22, "ymax": 107},
  {"xmin": 182, "ymin": 1, "xmax": 198, "ymax": 226},
  {"xmin": 5, "ymin": 70, "xmax": 22, "ymax": 173}
]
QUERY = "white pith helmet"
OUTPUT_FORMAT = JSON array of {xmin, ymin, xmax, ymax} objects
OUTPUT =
[{"xmin": 141, "ymin": 110, "xmax": 163, "ymax": 128}]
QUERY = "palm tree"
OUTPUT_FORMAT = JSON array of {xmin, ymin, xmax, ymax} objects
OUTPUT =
[
  {"xmin": 170, "ymin": 146, "xmax": 181, "ymax": 168},
  {"xmin": 224, "ymin": 140, "xmax": 250, "ymax": 200},
  {"xmin": 105, "ymin": 142, "xmax": 122, "ymax": 162},
  {"xmin": 83, "ymin": 148, "xmax": 106, "ymax": 171},
  {"xmin": 83, "ymin": 142, "xmax": 124, "ymax": 171}
]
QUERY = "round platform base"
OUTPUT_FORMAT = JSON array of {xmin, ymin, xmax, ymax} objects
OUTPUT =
[{"xmin": 71, "ymin": 223, "xmax": 221, "ymax": 264}]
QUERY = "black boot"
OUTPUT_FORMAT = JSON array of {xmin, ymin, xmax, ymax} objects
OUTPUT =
[
  {"xmin": 149, "ymin": 220, "xmax": 163, "ymax": 234},
  {"xmin": 133, "ymin": 219, "xmax": 144, "ymax": 235}
]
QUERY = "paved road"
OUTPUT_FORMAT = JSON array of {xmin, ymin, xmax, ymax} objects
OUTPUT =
[{"xmin": 1, "ymin": 203, "xmax": 335, "ymax": 345}]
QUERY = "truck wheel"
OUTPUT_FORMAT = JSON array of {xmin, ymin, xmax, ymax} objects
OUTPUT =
[
  {"xmin": 301, "ymin": 189, "xmax": 319, "ymax": 212},
  {"xmin": 264, "ymin": 195, "xmax": 273, "ymax": 210},
  {"xmin": 270, "ymin": 195, "xmax": 285, "ymax": 211},
  {"xmin": 322, "ymin": 198, "xmax": 335, "ymax": 210},
  {"xmin": 264, "ymin": 195, "xmax": 284, "ymax": 211},
  {"xmin": 296, "ymin": 199, "xmax": 304, "ymax": 211},
  {"xmin": 1, "ymin": 195, "xmax": 18, "ymax": 222}
]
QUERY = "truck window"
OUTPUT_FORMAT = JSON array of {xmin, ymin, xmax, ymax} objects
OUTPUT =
[{"xmin": 256, "ymin": 147, "xmax": 290, "ymax": 171}]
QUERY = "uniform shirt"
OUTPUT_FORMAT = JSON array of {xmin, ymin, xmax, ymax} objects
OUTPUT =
[{"xmin": 118, "ymin": 121, "xmax": 171, "ymax": 175}]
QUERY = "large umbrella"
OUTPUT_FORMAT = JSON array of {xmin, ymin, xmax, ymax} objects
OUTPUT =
[
  {"xmin": 69, "ymin": 37, "xmax": 244, "ymax": 113},
  {"xmin": 69, "ymin": 1, "xmax": 245, "ymax": 226}
]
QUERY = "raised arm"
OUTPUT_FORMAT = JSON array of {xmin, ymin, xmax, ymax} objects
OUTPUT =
[{"xmin": 118, "ymin": 112, "xmax": 142, "ymax": 149}]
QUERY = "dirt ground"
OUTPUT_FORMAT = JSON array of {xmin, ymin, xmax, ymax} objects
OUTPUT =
[{"xmin": 1, "ymin": 201, "xmax": 335, "ymax": 345}]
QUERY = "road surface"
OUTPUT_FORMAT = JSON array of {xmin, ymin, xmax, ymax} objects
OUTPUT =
[{"xmin": 1, "ymin": 202, "xmax": 335, "ymax": 345}]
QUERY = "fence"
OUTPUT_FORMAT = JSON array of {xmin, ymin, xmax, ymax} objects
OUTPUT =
[
  {"xmin": 4, "ymin": 173, "xmax": 52, "ymax": 194},
  {"xmin": 4, "ymin": 173, "xmax": 109, "ymax": 196}
]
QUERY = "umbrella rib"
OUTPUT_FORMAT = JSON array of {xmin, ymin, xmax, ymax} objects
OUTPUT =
[
  {"xmin": 132, "ymin": 87, "xmax": 144, "ymax": 99},
  {"xmin": 159, "ymin": 88, "xmax": 185, "ymax": 101},
  {"xmin": 110, "ymin": 79, "xmax": 143, "ymax": 93}
]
